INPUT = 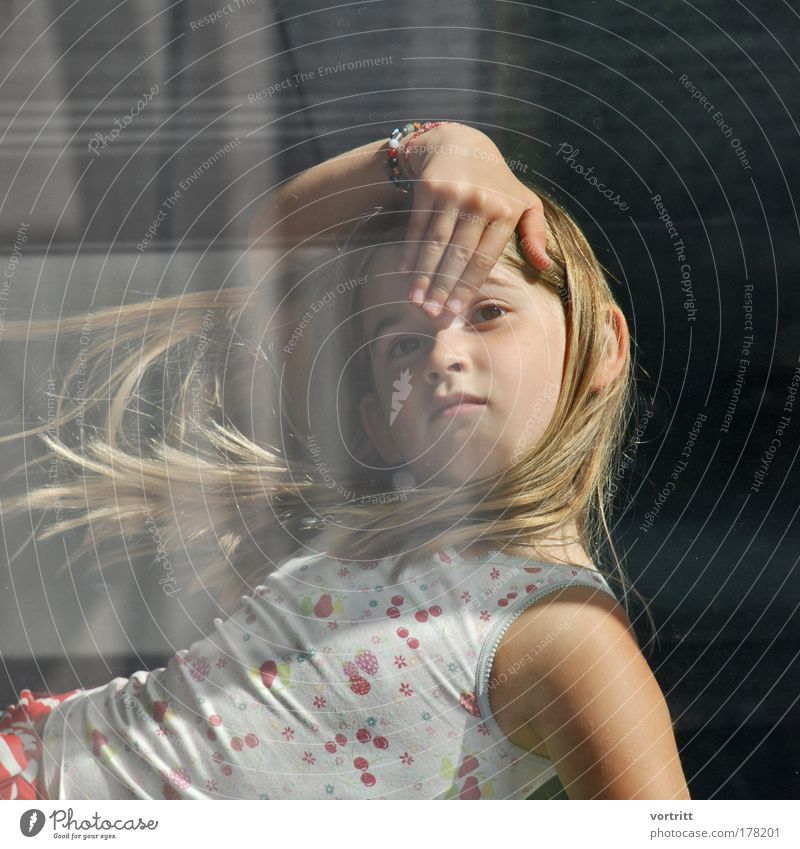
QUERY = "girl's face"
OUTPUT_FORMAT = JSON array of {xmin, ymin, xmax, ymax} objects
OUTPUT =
[{"xmin": 358, "ymin": 243, "xmax": 566, "ymax": 487}]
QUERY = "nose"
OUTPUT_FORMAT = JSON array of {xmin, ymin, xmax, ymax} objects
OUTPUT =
[{"xmin": 423, "ymin": 316, "xmax": 470, "ymax": 385}]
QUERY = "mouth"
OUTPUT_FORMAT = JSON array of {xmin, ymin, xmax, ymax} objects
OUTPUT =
[{"xmin": 430, "ymin": 395, "xmax": 487, "ymax": 421}]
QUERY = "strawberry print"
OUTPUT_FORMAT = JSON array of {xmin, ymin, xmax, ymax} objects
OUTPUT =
[
  {"xmin": 168, "ymin": 767, "xmax": 192, "ymax": 789},
  {"xmin": 459, "ymin": 691, "xmax": 482, "ymax": 718},
  {"xmin": 354, "ymin": 649, "xmax": 379, "ymax": 675},
  {"xmin": 189, "ymin": 656, "xmax": 211, "ymax": 682},
  {"xmin": 348, "ymin": 676, "xmax": 371, "ymax": 696},
  {"xmin": 343, "ymin": 651, "xmax": 377, "ymax": 697}
]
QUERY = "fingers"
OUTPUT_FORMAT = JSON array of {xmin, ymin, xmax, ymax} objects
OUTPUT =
[
  {"xmin": 438, "ymin": 219, "xmax": 516, "ymax": 313},
  {"xmin": 404, "ymin": 204, "xmax": 457, "ymax": 309},
  {"xmin": 399, "ymin": 201, "xmax": 433, "ymax": 276},
  {"xmin": 421, "ymin": 217, "xmax": 487, "ymax": 316},
  {"xmin": 517, "ymin": 198, "xmax": 550, "ymax": 270}
]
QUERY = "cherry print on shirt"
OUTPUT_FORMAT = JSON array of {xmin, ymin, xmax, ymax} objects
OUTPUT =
[
  {"xmin": 386, "ymin": 594, "xmax": 442, "ymax": 649},
  {"xmin": 321, "ymin": 724, "xmax": 389, "ymax": 789},
  {"xmin": 153, "ymin": 700, "xmax": 169, "ymax": 723},
  {"xmin": 212, "ymin": 751, "xmax": 234, "ymax": 778},
  {"xmin": 496, "ymin": 591, "xmax": 518, "ymax": 608}
]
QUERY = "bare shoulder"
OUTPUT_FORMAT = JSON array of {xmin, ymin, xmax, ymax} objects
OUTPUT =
[{"xmin": 489, "ymin": 583, "xmax": 691, "ymax": 799}]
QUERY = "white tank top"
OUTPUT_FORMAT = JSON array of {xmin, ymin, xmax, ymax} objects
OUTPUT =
[{"xmin": 40, "ymin": 539, "xmax": 618, "ymax": 799}]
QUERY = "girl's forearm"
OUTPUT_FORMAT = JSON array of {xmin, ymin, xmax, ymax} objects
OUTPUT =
[{"xmin": 248, "ymin": 137, "xmax": 410, "ymax": 255}]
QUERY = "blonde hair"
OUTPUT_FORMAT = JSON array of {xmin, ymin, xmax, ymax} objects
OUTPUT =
[{"xmin": 0, "ymin": 190, "xmax": 656, "ymax": 647}]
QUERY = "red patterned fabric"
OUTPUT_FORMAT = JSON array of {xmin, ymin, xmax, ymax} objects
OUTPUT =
[{"xmin": 0, "ymin": 689, "xmax": 79, "ymax": 800}]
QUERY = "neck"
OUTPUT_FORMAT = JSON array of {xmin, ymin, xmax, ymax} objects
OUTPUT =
[{"xmin": 458, "ymin": 521, "xmax": 594, "ymax": 568}]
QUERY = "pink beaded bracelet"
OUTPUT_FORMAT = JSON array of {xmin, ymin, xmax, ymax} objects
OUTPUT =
[{"xmin": 402, "ymin": 121, "xmax": 449, "ymax": 166}]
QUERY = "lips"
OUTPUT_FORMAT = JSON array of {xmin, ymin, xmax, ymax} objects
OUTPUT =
[{"xmin": 430, "ymin": 393, "xmax": 487, "ymax": 421}]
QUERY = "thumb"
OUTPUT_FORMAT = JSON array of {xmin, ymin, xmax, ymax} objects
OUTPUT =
[{"xmin": 517, "ymin": 204, "xmax": 550, "ymax": 270}]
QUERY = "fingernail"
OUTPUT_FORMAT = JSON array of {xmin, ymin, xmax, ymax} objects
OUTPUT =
[
  {"xmin": 424, "ymin": 300, "xmax": 441, "ymax": 317},
  {"xmin": 447, "ymin": 298, "xmax": 462, "ymax": 314},
  {"xmin": 410, "ymin": 287, "xmax": 425, "ymax": 304}
]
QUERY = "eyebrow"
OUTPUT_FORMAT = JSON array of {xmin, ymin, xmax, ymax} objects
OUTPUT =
[{"xmin": 366, "ymin": 276, "xmax": 519, "ymax": 350}]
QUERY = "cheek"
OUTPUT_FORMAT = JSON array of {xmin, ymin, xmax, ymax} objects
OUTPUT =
[{"xmin": 499, "ymin": 331, "xmax": 563, "ymax": 419}]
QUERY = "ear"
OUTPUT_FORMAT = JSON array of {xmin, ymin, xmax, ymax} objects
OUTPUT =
[
  {"xmin": 591, "ymin": 305, "xmax": 629, "ymax": 392},
  {"xmin": 359, "ymin": 392, "xmax": 405, "ymax": 465}
]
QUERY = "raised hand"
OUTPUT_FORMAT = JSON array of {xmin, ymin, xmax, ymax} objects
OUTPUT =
[{"xmin": 397, "ymin": 124, "xmax": 550, "ymax": 317}]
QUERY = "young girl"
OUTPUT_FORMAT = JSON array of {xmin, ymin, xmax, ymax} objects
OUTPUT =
[{"xmin": 0, "ymin": 121, "xmax": 690, "ymax": 799}]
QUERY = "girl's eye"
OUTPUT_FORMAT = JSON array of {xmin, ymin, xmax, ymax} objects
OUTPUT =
[
  {"xmin": 386, "ymin": 304, "xmax": 506, "ymax": 358},
  {"xmin": 388, "ymin": 335, "xmax": 423, "ymax": 359},
  {"xmin": 472, "ymin": 303, "xmax": 506, "ymax": 324}
]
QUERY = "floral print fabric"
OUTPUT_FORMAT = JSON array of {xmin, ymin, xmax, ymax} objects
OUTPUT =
[{"xmin": 12, "ymin": 542, "xmax": 617, "ymax": 799}]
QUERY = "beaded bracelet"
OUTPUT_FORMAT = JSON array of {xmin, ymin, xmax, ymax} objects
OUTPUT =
[
  {"xmin": 402, "ymin": 121, "xmax": 449, "ymax": 166},
  {"xmin": 386, "ymin": 121, "xmax": 450, "ymax": 192}
]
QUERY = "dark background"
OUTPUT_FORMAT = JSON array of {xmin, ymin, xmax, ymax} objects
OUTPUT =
[{"xmin": 1, "ymin": 0, "xmax": 799, "ymax": 799}]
